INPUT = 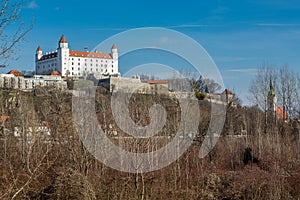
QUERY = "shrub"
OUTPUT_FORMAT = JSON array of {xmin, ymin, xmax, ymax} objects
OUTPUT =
[{"xmin": 195, "ymin": 91, "xmax": 206, "ymax": 100}]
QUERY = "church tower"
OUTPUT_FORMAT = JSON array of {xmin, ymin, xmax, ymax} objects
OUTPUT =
[{"xmin": 267, "ymin": 76, "xmax": 277, "ymax": 112}]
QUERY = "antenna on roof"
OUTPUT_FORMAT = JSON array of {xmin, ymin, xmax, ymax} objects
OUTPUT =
[{"xmin": 84, "ymin": 46, "xmax": 89, "ymax": 52}]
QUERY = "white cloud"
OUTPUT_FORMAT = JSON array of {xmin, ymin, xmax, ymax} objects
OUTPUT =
[
  {"xmin": 256, "ymin": 23, "xmax": 300, "ymax": 27},
  {"xmin": 27, "ymin": 1, "xmax": 39, "ymax": 9},
  {"xmin": 226, "ymin": 68, "xmax": 258, "ymax": 75},
  {"xmin": 167, "ymin": 24, "xmax": 210, "ymax": 28},
  {"xmin": 87, "ymin": 27, "xmax": 128, "ymax": 31},
  {"xmin": 216, "ymin": 57, "xmax": 257, "ymax": 62}
]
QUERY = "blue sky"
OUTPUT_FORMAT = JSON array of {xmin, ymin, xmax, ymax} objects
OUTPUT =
[{"xmin": 3, "ymin": 0, "xmax": 300, "ymax": 104}]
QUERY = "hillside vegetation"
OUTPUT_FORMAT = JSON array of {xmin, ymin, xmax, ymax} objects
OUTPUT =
[{"xmin": 0, "ymin": 88, "xmax": 299, "ymax": 199}]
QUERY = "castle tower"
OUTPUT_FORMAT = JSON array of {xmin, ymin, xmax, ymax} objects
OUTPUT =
[
  {"xmin": 111, "ymin": 44, "xmax": 119, "ymax": 75},
  {"xmin": 111, "ymin": 44, "xmax": 118, "ymax": 60},
  {"xmin": 58, "ymin": 35, "xmax": 68, "ymax": 49},
  {"xmin": 36, "ymin": 46, "xmax": 43, "ymax": 60},
  {"xmin": 57, "ymin": 35, "xmax": 69, "ymax": 76},
  {"xmin": 267, "ymin": 77, "xmax": 277, "ymax": 112}
]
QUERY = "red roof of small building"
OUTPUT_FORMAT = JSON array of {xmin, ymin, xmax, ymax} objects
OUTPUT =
[
  {"xmin": 36, "ymin": 46, "xmax": 42, "ymax": 51},
  {"xmin": 7, "ymin": 70, "xmax": 23, "ymax": 76},
  {"xmin": 59, "ymin": 35, "xmax": 67, "ymax": 43},
  {"xmin": 0, "ymin": 116, "xmax": 10, "ymax": 122},
  {"xmin": 224, "ymin": 89, "xmax": 233, "ymax": 95},
  {"xmin": 69, "ymin": 50, "xmax": 112, "ymax": 59},
  {"xmin": 42, "ymin": 121, "xmax": 51, "ymax": 129},
  {"xmin": 276, "ymin": 106, "xmax": 288, "ymax": 120},
  {"xmin": 147, "ymin": 80, "xmax": 168, "ymax": 84},
  {"xmin": 50, "ymin": 71, "xmax": 61, "ymax": 76}
]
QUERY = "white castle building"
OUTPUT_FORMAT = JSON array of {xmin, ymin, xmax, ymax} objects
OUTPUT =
[{"xmin": 36, "ymin": 35, "xmax": 119, "ymax": 77}]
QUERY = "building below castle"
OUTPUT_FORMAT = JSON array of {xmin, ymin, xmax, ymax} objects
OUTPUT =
[
  {"xmin": 0, "ymin": 70, "xmax": 67, "ymax": 91},
  {"xmin": 36, "ymin": 35, "xmax": 119, "ymax": 77}
]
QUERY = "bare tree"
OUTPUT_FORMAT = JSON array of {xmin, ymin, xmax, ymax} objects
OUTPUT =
[
  {"xmin": 297, "ymin": 76, "xmax": 300, "ymax": 118},
  {"xmin": 277, "ymin": 65, "xmax": 299, "ymax": 119},
  {"xmin": 0, "ymin": 0, "xmax": 31, "ymax": 60},
  {"xmin": 249, "ymin": 64, "xmax": 277, "ymax": 111}
]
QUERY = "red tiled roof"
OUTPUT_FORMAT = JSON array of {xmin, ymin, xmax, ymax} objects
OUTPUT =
[
  {"xmin": 276, "ymin": 106, "xmax": 288, "ymax": 120},
  {"xmin": 40, "ymin": 52, "xmax": 58, "ymax": 60},
  {"xmin": 42, "ymin": 121, "xmax": 51, "ymax": 129},
  {"xmin": 69, "ymin": 50, "xmax": 112, "ymax": 59},
  {"xmin": 111, "ymin": 44, "xmax": 117, "ymax": 49},
  {"xmin": 59, "ymin": 35, "xmax": 67, "ymax": 43},
  {"xmin": 37, "ymin": 46, "xmax": 42, "ymax": 51},
  {"xmin": 223, "ymin": 89, "xmax": 233, "ymax": 95},
  {"xmin": 7, "ymin": 70, "xmax": 23, "ymax": 76},
  {"xmin": 50, "ymin": 71, "xmax": 61, "ymax": 76},
  {"xmin": 0, "ymin": 116, "xmax": 10, "ymax": 122},
  {"xmin": 147, "ymin": 80, "xmax": 168, "ymax": 84}
]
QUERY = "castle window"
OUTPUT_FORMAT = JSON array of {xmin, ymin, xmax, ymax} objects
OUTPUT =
[
  {"xmin": 78, "ymin": 58, "xmax": 80, "ymax": 61},
  {"xmin": 72, "ymin": 62, "xmax": 74, "ymax": 65},
  {"xmin": 78, "ymin": 68, "xmax": 80, "ymax": 70},
  {"xmin": 78, "ymin": 63, "xmax": 80, "ymax": 66}
]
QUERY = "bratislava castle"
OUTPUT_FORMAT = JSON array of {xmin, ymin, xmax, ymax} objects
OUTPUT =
[{"xmin": 35, "ymin": 35, "xmax": 119, "ymax": 77}]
